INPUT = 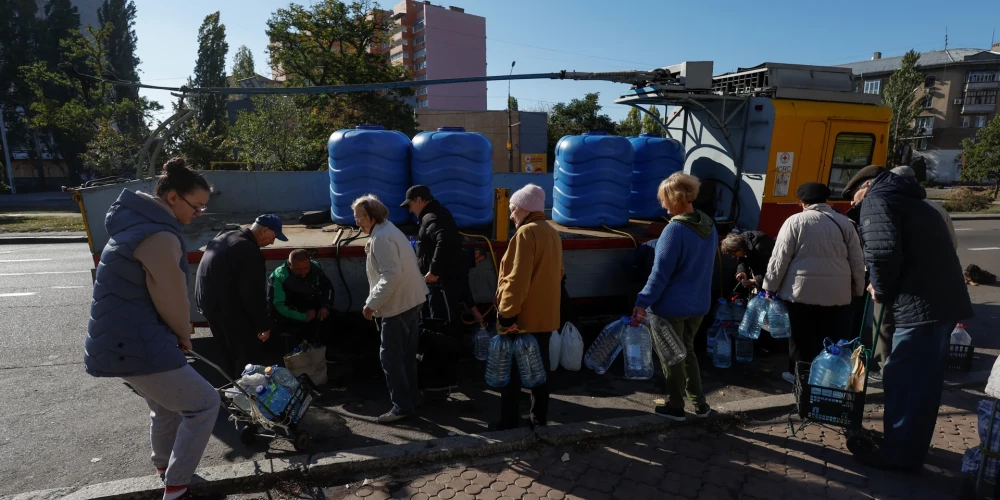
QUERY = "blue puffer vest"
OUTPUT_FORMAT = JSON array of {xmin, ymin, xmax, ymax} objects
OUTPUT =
[{"xmin": 84, "ymin": 189, "xmax": 189, "ymax": 377}]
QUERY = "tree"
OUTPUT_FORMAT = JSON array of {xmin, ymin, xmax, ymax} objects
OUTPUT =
[
  {"xmin": 231, "ymin": 45, "xmax": 256, "ymax": 82},
  {"xmin": 882, "ymin": 50, "xmax": 924, "ymax": 166},
  {"xmin": 39, "ymin": 0, "xmax": 80, "ymax": 69},
  {"xmin": 546, "ymin": 92, "xmax": 616, "ymax": 166},
  {"xmin": 266, "ymin": 0, "xmax": 417, "ymax": 158},
  {"xmin": 960, "ymin": 114, "xmax": 1000, "ymax": 197},
  {"xmin": 231, "ymin": 96, "xmax": 313, "ymax": 171},
  {"xmin": 642, "ymin": 106, "xmax": 663, "ymax": 135},
  {"xmin": 617, "ymin": 107, "xmax": 642, "ymax": 137},
  {"xmin": 0, "ymin": 0, "xmax": 40, "ymax": 187},
  {"xmin": 98, "ymin": 0, "xmax": 144, "ymax": 138},
  {"xmin": 507, "ymin": 96, "xmax": 518, "ymax": 112},
  {"xmin": 191, "ymin": 12, "xmax": 229, "ymax": 135}
]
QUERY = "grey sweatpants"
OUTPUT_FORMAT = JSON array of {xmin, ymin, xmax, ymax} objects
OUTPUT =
[{"xmin": 123, "ymin": 364, "xmax": 220, "ymax": 487}]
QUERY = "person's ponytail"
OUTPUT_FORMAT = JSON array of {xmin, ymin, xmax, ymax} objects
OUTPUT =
[{"xmin": 154, "ymin": 157, "xmax": 211, "ymax": 197}]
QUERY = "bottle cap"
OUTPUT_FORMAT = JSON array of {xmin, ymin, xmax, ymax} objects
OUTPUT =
[
  {"xmin": 255, "ymin": 385, "xmax": 266, "ymax": 394},
  {"xmin": 265, "ymin": 366, "xmax": 274, "ymax": 376}
]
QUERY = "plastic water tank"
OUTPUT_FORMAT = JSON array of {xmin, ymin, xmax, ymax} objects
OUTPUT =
[
  {"xmin": 552, "ymin": 131, "xmax": 633, "ymax": 228},
  {"xmin": 629, "ymin": 133, "xmax": 684, "ymax": 219},
  {"xmin": 410, "ymin": 127, "xmax": 493, "ymax": 228},
  {"xmin": 328, "ymin": 125, "xmax": 411, "ymax": 225}
]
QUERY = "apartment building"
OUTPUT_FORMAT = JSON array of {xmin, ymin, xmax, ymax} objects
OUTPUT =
[
  {"xmin": 373, "ymin": 1, "xmax": 486, "ymax": 111},
  {"xmin": 839, "ymin": 43, "xmax": 1000, "ymax": 182}
]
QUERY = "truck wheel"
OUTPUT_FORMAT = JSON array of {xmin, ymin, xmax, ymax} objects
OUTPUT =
[{"xmin": 293, "ymin": 430, "xmax": 310, "ymax": 452}]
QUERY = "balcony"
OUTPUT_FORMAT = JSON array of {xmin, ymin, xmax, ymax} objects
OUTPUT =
[
  {"xmin": 914, "ymin": 125, "xmax": 934, "ymax": 138},
  {"xmin": 966, "ymin": 81, "xmax": 999, "ymax": 91},
  {"xmin": 962, "ymin": 103, "xmax": 996, "ymax": 114}
]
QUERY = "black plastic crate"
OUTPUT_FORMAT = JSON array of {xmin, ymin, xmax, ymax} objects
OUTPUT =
[
  {"xmin": 794, "ymin": 362, "xmax": 865, "ymax": 429},
  {"xmin": 947, "ymin": 344, "xmax": 975, "ymax": 372}
]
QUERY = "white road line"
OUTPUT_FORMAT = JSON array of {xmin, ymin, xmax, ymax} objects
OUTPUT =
[
  {"xmin": 52, "ymin": 286, "xmax": 86, "ymax": 289},
  {"xmin": 968, "ymin": 247, "xmax": 1000, "ymax": 251},
  {"xmin": 0, "ymin": 270, "xmax": 89, "ymax": 277},
  {"xmin": 955, "ymin": 228, "xmax": 973, "ymax": 231},
  {"xmin": 0, "ymin": 292, "xmax": 37, "ymax": 297},
  {"xmin": 0, "ymin": 251, "xmax": 14, "ymax": 254},
  {"xmin": 0, "ymin": 258, "xmax": 52, "ymax": 263}
]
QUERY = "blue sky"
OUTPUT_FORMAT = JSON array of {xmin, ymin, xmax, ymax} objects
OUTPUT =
[{"xmin": 133, "ymin": 0, "xmax": 999, "ymax": 124}]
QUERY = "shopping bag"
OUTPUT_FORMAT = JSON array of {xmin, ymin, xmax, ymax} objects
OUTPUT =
[
  {"xmin": 283, "ymin": 341, "xmax": 328, "ymax": 386},
  {"xmin": 847, "ymin": 344, "xmax": 866, "ymax": 392},
  {"xmin": 559, "ymin": 322, "xmax": 584, "ymax": 371},
  {"xmin": 548, "ymin": 329, "xmax": 563, "ymax": 371}
]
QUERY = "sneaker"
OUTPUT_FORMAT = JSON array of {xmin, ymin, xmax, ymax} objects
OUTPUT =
[
  {"xmin": 375, "ymin": 410, "xmax": 409, "ymax": 424},
  {"xmin": 868, "ymin": 370, "xmax": 883, "ymax": 382},
  {"xmin": 654, "ymin": 405, "xmax": 687, "ymax": 421},
  {"xmin": 694, "ymin": 406, "xmax": 714, "ymax": 419},
  {"xmin": 782, "ymin": 372, "xmax": 796, "ymax": 384}
]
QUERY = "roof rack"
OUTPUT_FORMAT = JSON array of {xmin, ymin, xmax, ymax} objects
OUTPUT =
[{"xmin": 711, "ymin": 62, "xmax": 881, "ymax": 104}]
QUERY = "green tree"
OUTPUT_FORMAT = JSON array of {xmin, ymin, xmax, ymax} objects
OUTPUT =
[
  {"xmin": 191, "ymin": 12, "xmax": 229, "ymax": 135},
  {"xmin": 641, "ymin": 106, "xmax": 663, "ymax": 135},
  {"xmin": 231, "ymin": 45, "xmax": 256, "ymax": 82},
  {"xmin": 98, "ymin": 0, "xmax": 144, "ymax": 138},
  {"xmin": 232, "ymin": 96, "xmax": 313, "ymax": 171},
  {"xmin": 546, "ymin": 92, "xmax": 616, "ymax": 166},
  {"xmin": 882, "ymin": 49, "xmax": 924, "ymax": 166},
  {"xmin": 617, "ymin": 107, "xmax": 642, "ymax": 137},
  {"xmin": 960, "ymin": 114, "xmax": 1000, "ymax": 197},
  {"xmin": 0, "ymin": 0, "xmax": 40, "ymax": 186},
  {"xmin": 266, "ymin": 0, "xmax": 417, "ymax": 166},
  {"xmin": 39, "ymin": 0, "xmax": 80, "ymax": 69},
  {"xmin": 508, "ymin": 96, "xmax": 518, "ymax": 111}
]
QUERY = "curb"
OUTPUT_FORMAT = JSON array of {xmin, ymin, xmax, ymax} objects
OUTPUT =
[
  {"xmin": 0, "ymin": 235, "xmax": 88, "ymax": 245},
  {"xmin": 10, "ymin": 370, "xmax": 991, "ymax": 500},
  {"xmin": 951, "ymin": 214, "xmax": 1000, "ymax": 221}
]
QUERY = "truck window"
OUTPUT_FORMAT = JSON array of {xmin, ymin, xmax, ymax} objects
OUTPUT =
[{"xmin": 828, "ymin": 133, "xmax": 875, "ymax": 199}]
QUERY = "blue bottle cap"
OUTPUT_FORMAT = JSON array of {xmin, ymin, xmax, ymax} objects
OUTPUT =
[{"xmin": 255, "ymin": 385, "xmax": 266, "ymax": 395}]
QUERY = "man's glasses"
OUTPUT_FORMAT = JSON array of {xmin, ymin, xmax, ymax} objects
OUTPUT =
[{"xmin": 178, "ymin": 194, "xmax": 207, "ymax": 213}]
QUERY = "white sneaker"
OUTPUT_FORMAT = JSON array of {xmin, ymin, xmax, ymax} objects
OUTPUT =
[{"xmin": 782, "ymin": 372, "xmax": 796, "ymax": 384}]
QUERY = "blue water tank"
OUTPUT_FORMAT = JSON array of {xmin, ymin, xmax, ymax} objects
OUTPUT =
[
  {"xmin": 629, "ymin": 133, "xmax": 685, "ymax": 219},
  {"xmin": 328, "ymin": 125, "xmax": 411, "ymax": 225},
  {"xmin": 410, "ymin": 127, "xmax": 493, "ymax": 228},
  {"xmin": 552, "ymin": 131, "xmax": 633, "ymax": 228}
]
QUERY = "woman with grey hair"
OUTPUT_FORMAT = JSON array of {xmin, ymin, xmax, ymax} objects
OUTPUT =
[
  {"xmin": 353, "ymin": 194, "xmax": 429, "ymax": 424},
  {"xmin": 719, "ymin": 230, "xmax": 775, "ymax": 291}
]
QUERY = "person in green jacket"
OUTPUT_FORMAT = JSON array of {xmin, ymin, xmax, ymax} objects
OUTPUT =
[{"xmin": 267, "ymin": 249, "xmax": 336, "ymax": 350}]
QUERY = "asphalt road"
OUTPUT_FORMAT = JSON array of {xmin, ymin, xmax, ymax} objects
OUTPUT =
[{"xmin": 1, "ymin": 220, "xmax": 999, "ymax": 497}]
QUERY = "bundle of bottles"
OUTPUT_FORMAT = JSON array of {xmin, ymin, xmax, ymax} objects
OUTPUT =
[
  {"xmin": 224, "ymin": 364, "xmax": 301, "ymax": 419},
  {"xmin": 474, "ymin": 325, "xmax": 549, "ymax": 388},
  {"xmin": 705, "ymin": 293, "xmax": 793, "ymax": 369},
  {"xmin": 580, "ymin": 315, "xmax": 688, "ymax": 379}
]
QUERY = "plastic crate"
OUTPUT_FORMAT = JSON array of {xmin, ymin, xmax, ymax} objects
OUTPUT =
[
  {"xmin": 794, "ymin": 362, "xmax": 865, "ymax": 429},
  {"xmin": 947, "ymin": 344, "xmax": 975, "ymax": 372}
]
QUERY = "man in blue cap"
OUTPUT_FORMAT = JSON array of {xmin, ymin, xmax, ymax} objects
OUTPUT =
[{"xmin": 196, "ymin": 214, "xmax": 288, "ymax": 376}]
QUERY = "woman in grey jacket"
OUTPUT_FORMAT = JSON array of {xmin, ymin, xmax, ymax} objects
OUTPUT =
[{"xmin": 762, "ymin": 182, "xmax": 865, "ymax": 384}]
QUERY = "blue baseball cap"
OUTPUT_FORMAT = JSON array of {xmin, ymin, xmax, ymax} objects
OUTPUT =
[{"xmin": 255, "ymin": 214, "xmax": 288, "ymax": 241}]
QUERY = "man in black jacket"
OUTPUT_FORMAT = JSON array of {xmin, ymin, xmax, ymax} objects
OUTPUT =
[
  {"xmin": 195, "ymin": 214, "xmax": 286, "ymax": 376},
  {"xmin": 846, "ymin": 169, "xmax": 974, "ymax": 470},
  {"xmin": 720, "ymin": 230, "xmax": 775, "ymax": 291},
  {"xmin": 401, "ymin": 185, "xmax": 481, "ymax": 326}
]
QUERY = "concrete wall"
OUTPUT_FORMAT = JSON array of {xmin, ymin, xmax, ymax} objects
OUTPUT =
[{"xmin": 423, "ymin": 4, "xmax": 486, "ymax": 110}]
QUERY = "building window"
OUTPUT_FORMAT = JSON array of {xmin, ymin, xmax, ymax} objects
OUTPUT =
[
  {"xmin": 390, "ymin": 52, "xmax": 406, "ymax": 62},
  {"xmin": 967, "ymin": 71, "xmax": 1000, "ymax": 83},
  {"xmin": 415, "ymin": 87, "xmax": 427, "ymax": 96},
  {"xmin": 916, "ymin": 138, "xmax": 929, "ymax": 151},
  {"xmin": 417, "ymin": 99, "xmax": 429, "ymax": 108},
  {"xmin": 415, "ymin": 74, "xmax": 427, "ymax": 81},
  {"xmin": 976, "ymin": 116, "xmax": 987, "ymax": 128},
  {"xmin": 915, "ymin": 116, "xmax": 933, "ymax": 134},
  {"xmin": 828, "ymin": 133, "xmax": 876, "ymax": 199},
  {"xmin": 381, "ymin": 42, "xmax": 390, "ymax": 50},
  {"xmin": 414, "ymin": 48, "xmax": 426, "ymax": 59},
  {"xmin": 962, "ymin": 116, "xmax": 971, "ymax": 128},
  {"xmin": 922, "ymin": 96, "xmax": 934, "ymax": 108},
  {"xmin": 415, "ymin": 35, "xmax": 425, "ymax": 46},
  {"xmin": 965, "ymin": 89, "xmax": 998, "ymax": 105},
  {"xmin": 415, "ymin": 60, "xmax": 427, "ymax": 70},
  {"xmin": 863, "ymin": 80, "xmax": 881, "ymax": 94},
  {"xmin": 413, "ymin": 18, "xmax": 424, "ymax": 33}
]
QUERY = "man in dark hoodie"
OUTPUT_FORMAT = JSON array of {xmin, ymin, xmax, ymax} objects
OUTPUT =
[
  {"xmin": 720, "ymin": 230, "xmax": 775, "ymax": 292},
  {"xmin": 844, "ymin": 167, "xmax": 974, "ymax": 470}
]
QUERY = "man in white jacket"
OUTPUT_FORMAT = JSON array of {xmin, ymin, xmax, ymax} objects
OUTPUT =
[{"xmin": 353, "ymin": 195, "xmax": 429, "ymax": 424}]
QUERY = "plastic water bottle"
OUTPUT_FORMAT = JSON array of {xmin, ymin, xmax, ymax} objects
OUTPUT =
[
  {"xmin": 738, "ymin": 293, "xmax": 767, "ymax": 339},
  {"xmin": 623, "ymin": 322, "xmax": 654, "ymax": 380},
  {"xmin": 767, "ymin": 298, "xmax": 791, "ymax": 339},
  {"xmin": 648, "ymin": 314, "xmax": 687, "ymax": 367},
  {"xmin": 706, "ymin": 320, "xmax": 720, "ymax": 357},
  {"xmin": 238, "ymin": 372, "xmax": 267, "ymax": 390},
  {"xmin": 713, "ymin": 324, "xmax": 733, "ymax": 369},
  {"xmin": 730, "ymin": 298, "xmax": 746, "ymax": 323},
  {"xmin": 736, "ymin": 331, "xmax": 753, "ymax": 363},
  {"xmin": 808, "ymin": 339, "xmax": 852, "ymax": 390},
  {"xmin": 224, "ymin": 387, "xmax": 252, "ymax": 413},
  {"xmin": 951, "ymin": 323, "xmax": 972, "ymax": 345},
  {"xmin": 265, "ymin": 365, "xmax": 300, "ymax": 392},
  {"xmin": 474, "ymin": 325, "xmax": 491, "ymax": 361},
  {"xmin": 243, "ymin": 364, "xmax": 266, "ymax": 376},
  {"xmin": 714, "ymin": 298, "xmax": 732, "ymax": 323},
  {"xmin": 254, "ymin": 384, "xmax": 292, "ymax": 418},
  {"xmin": 485, "ymin": 334, "xmax": 514, "ymax": 388},
  {"xmin": 584, "ymin": 317, "xmax": 627, "ymax": 375},
  {"xmin": 514, "ymin": 335, "xmax": 547, "ymax": 388}
]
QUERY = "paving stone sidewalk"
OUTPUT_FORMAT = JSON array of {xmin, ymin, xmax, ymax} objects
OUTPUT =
[{"xmin": 233, "ymin": 388, "xmax": 984, "ymax": 500}]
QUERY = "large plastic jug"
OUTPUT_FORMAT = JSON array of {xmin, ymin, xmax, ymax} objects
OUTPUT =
[
  {"xmin": 767, "ymin": 298, "xmax": 792, "ymax": 339},
  {"xmin": 649, "ymin": 314, "xmax": 687, "ymax": 366},
  {"xmin": 808, "ymin": 339, "xmax": 852, "ymax": 390},
  {"xmin": 623, "ymin": 322, "xmax": 654, "ymax": 380},
  {"xmin": 485, "ymin": 334, "xmax": 514, "ymax": 388},
  {"xmin": 473, "ymin": 326, "xmax": 491, "ymax": 361},
  {"xmin": 713, "ymin": 298, "xmax": 732, "ymax": 323},
  {"xmin": 738, "ymin": 293, "xmax": 768, "ymax": 339},
  {"xmin": 706, "ymin": 320, "xmax": 720, "ymax": 357},
  {"xmin": 736, "ymin": 334, "xmax": 753, "ymax": 363},
  {"xmin": 952, "ymin": 323, "xmax": 972, "ymax": 345},
  {"xmin": 255, "ymin": 385, "xmax": 292, "ymax": 419},
  {"xmin": 514, "ymin": 335, "xmax": 548, "ymax": 388},
  {"xmin": 713, "ymin": 324, "xmax": 733, "ymax": 369},
  {"xmin": 265, "ymin": 366, "xmax": 300, "ymax": 392},
  {"xmin": 584, "ymin": 317, "xmax": 627, "ymax": 375}
]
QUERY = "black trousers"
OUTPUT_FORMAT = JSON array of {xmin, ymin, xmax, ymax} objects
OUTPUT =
[
  {"xmin": 500, "ymin": 331, "xmax": 551, "ymax": 428},
  {"xmin": 205, "ymin": 316, "xmax": 279, "ymax": 377},
  {"xmin": 785, "ymin": 302, "xmax": 852, "ymax": 373}
]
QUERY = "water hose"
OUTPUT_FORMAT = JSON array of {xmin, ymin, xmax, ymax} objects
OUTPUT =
[{"xmin": 600, "ymin": 224, "xmax": 637, "ymax": 248}]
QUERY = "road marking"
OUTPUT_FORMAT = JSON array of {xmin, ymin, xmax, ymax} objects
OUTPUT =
[
  {"xmin": 0, "ymin": 270, "xmax": 89, "ymax": 277},
  {"xmin": 0, "ymin": 251, "xmax": 14, "ymax": 254},
  {"xmin": 52, "ymin": 286, "xmax": 86, "ymax": 289},
  {"xmin": 955, "ymin": 228, "xmax": 973, "ymax": 231},
  {"xmin": 0, "ymin": 258, "xmax": 52, "ymax": 263},
  {"xmin": 968, "ymin": 247, "xmax": 1000, "ymax": 251},
  {"xmin": 0, "ymin": 292, "xmax": 37, "ymax": 297}
]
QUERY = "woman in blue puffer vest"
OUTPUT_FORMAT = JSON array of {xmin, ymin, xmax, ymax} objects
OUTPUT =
[{"xmin": 85, "ymin": 157, "xmax": 217, "ymax": 500}]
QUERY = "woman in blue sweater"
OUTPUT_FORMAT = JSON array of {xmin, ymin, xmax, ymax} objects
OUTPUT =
[{"xmin": 632, "ymin": 172, "xmax": 718, "ymax": 421}]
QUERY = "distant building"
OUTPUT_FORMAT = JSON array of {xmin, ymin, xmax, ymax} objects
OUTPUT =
[
  {"xmin": 839, "ymin": 44, "xmax": 1000, "ymax": 182},
  {"xmin": 416, "ymin": 110, "xmax": 547, "ymax": 173}
]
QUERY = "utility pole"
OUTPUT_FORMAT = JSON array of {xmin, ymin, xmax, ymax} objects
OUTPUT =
[
  {"xmin": 507, "ymin": 60, "xmax": 515, "ymax": 173},
  {"xmin": 0, "ymin": 105, "xmax": 16, "ymax": 194}
]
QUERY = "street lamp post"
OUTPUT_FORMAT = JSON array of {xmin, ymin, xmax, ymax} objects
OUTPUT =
[{"xmin": 507, "ymin": 61, "xmax": 515, "ymax": 173}]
